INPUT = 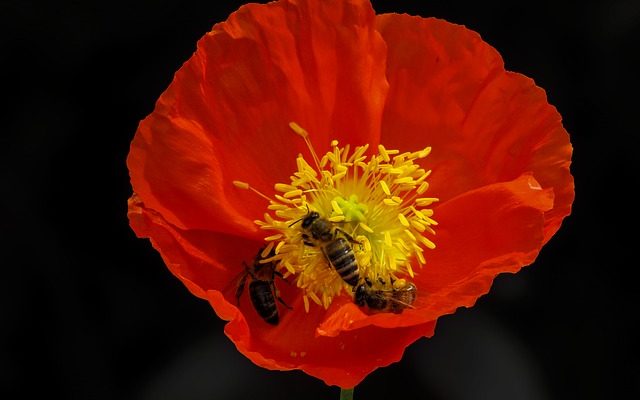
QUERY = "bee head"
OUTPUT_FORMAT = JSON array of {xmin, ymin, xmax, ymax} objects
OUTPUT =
[
  {"xmin": 354, "ymin": 283, "xmax": 367, "ymax": 306},
  {"xmin": 253, "ymin": 247, "xmax": 276, "ymax": 272},
  {"xmin": 288, "ymin": 204, "xmax": 319, "ymax": 228},
  {"xmin": 301, "ymin": 211, "xmax": 320, "ymax": 229}
]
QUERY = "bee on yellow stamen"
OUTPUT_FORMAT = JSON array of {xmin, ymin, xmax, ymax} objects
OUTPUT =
[{"xmin": 235, "ymin": 123, "xmax": 438, "ymax": 312}]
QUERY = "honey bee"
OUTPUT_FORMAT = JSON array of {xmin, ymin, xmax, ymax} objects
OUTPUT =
[
  {"xmin": 290, "ymin": 209, "xmax": 360, "ymax": 286},
  {"xmin": 354, "ymin": 277, "xmax": 417, "ymax": 313},
  {"xmin": 236, "ymin": 247, "xmax": 290, "ymax": 325}
]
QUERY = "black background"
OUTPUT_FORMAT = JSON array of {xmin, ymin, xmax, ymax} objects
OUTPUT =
[{"xmin": 2, "ymin": 0, "xmax": 638, "ymax": 399}]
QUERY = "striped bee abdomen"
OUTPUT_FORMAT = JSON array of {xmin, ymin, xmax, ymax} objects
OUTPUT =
[
  {"xmin": 249, "ymin": 280, "xmax": 278, "ymax": 325},
  {"xmin": 325, "ymin": 237, "xmax": 359, "ymax": 286}
]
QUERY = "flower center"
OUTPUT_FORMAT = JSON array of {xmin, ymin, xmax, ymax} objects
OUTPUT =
[
  {"xmin": 334, "ymin": 195, "xmax": 367, "ymax": 223},
  {"xmin": 234, "ymin": 122, "xmax": 438, "ymax": 312}
]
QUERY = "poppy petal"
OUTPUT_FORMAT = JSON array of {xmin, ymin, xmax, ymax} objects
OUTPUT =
[
  {"xmin": 128, "ymin": 0, "xmax": 388, "ymax": 238},
  {"xmin": 127, "ymin": 194, "xmax": 261, "ymax": 298},
  {"xmin": 419, "ymin": 173, "xmax": 554, "ymax": 320},
  {"xmin": 376, "ymin": 14, "xmax": 574, "ymax": 231},
  {"xmin": 129, "ymin": 193, "xmax": 433, "ymax": 388},
  {"xmin": 316, "ymin": 173, "xmax": 553, "ymax": 335},
  {"xmin": 216, "ymin": 288, "xmax": 436, "ymax": 388}
]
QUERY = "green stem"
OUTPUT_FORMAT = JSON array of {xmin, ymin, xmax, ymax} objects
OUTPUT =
[{"xmin": 340, "ymin": 388, "xmax": 354, "ymax": 400}]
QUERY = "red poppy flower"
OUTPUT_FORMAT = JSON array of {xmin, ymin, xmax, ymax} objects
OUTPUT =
[{"xmin": 127, "ymin": 0, "xmax": 574, "ymax": 389}]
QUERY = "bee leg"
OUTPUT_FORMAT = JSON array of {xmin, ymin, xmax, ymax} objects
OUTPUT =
[
  {"xmin": 276, "ymin": 295, "xmax": 293, "ymax": 310},
  {"xmin": 321, "ymin": 247, "xmax": 334, "ymax": 270},
  {"xmin": 271, "ymin": 281, "xmax": 293, "ymax": 310},
  {"xmin": 274, "ymin": 270, "xmax": 291, "ymax": 285},
  {"xmin": 336, "ymin": 228, "xmax": 361, "ymax": 245},
  {"xmin": 302, "ymin": 233, "xmax": 315, "ymax": 246}
]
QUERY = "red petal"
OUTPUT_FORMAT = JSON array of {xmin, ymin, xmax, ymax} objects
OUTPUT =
[
  {"xmin": 316, "ymin": 173, "xmax": 552, "ymax": 334},
  {"xmin": 128, "ymin": 194, "xmax": 260, "ymax": 297},
  {"xmin": 419, "ymin": 173, "xmax": 553, "ymax": 320},
  {"xmin": 129, "ymin": 193, "xmax": 435, "ymax": 388},
  {"xmin": 217, "ymin": 288, "xmax": 436, "ymax": 388},
  {"xmin": 376, "ymin": 14, "xmax": 573, "ymax": 234},
  {"xmin": 128, "ymin": 0, "xmax": 388, "ymax": 237}
]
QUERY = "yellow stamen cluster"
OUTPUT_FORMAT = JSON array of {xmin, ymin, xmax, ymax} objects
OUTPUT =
[{"xmin": 236, "ymin": 123, "xmax": 438, "ymax": 311}]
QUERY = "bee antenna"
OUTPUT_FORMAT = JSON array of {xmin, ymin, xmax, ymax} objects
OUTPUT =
[
  {"xmin": 289, "ymin": 216, "xmax": 304, "ymax": 227},
  {"xmin": 288, "ymin": 204, "xmax": 310, "ymax": 227}
]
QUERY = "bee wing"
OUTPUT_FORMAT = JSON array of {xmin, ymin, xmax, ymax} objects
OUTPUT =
[
  {"xmin": 364, "ymin": 290, "xmax": 393, "ymax": 308},
  {"xmin": 221, "ymin": 263, "xmax": 250, "ymax": 301},
  {"xmin": 383, "ymin": 287, "xmax": 417, "ymax": 310},
  {"xmin": 387, "ymin": 296, "xmax": 416, "ymax": 309}
]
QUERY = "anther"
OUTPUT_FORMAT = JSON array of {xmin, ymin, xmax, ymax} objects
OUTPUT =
[
  {"xmin": 379, "ymin": 181, "xmax": 391, "ymax": 196},
  {"xmin": 289, "ymin": 121, "xmax": 308, "ymax": 138},
  {"xmin": 398, "ymin": 214, "xmax": 410, "ymax": 227}
]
